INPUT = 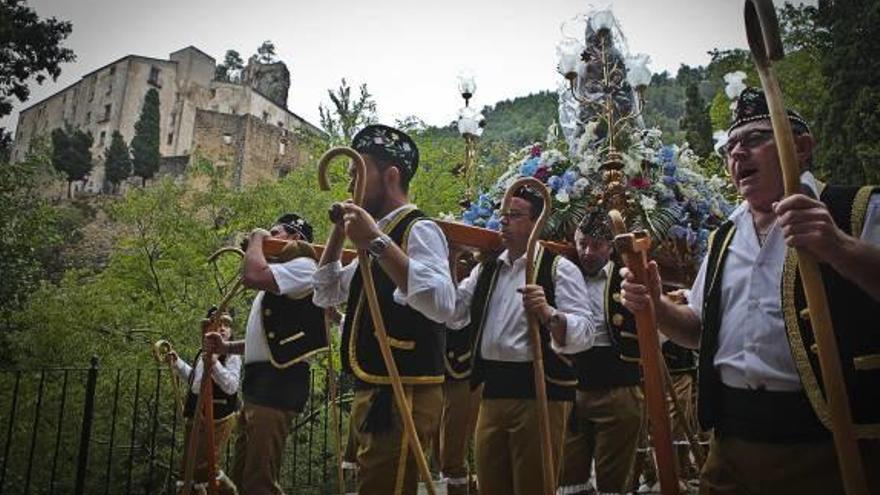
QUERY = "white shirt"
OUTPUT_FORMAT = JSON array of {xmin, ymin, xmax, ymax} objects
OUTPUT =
[
  {"xmin": 174, "ymin": 354, "xmax": 242, "ymax": 395},
  {"xmin": 244, "ymin": 256, "xmax": 318, "ymax": 364},
  {"xmin": 446, "ymin": 249, "xmax": 598, "ymax": 361},
  {"xmin": 688, "ymin": 172, "xmax": 880, "ymax": 391},
  {"xmin": 312, "ymin": 204, "xmax": 456, "ymax": 325},
  {"xmin": 580, "ymin": 262, "xmax": 615, "ymax": 348}
]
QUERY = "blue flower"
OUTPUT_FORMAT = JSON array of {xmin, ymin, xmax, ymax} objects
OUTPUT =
[
  {"xmin": 562, "ymin": 170, "xmax": 578, "ymax": 188},
  {"xmin": 486, "ymin": 215, "xmax": 501, "ymax": 231},
  {"xmin": 462, "ymin": 209, "xmax": 478, "ymax": 224},
  {"xmin": 547, "ymin": 175, "xmax": 562, "ymax": 192},
  {"xmin": 520, "ymin": 157, "xmax": 540, "ymax": 176}
]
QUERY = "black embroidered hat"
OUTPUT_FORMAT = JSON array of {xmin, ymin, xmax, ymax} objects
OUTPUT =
[
  {"xmin": 727, "ymin": 87, "xmax": 811, "ymax": 135},
  {"xmin": 351, "ymin": 124, "xmax": 420, "ymax": 180},
  {"xmin": 576, "ymin": 207, "xmax": 613, "ymax": 241},
  {"xmin": 275, "ymin": 213, "xmax": 314, "ymax": 243}
]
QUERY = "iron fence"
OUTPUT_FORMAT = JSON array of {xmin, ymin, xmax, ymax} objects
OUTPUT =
[{"xmin": 0, "ymin": 357, "xmax": 352, "ymax": 495}]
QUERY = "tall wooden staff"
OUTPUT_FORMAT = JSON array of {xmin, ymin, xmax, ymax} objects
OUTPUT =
[
  {"xmin": 743, "ymin": 2, "xmax": 868, "ymax": 494},
  {"xmin": 501, "ymin": 177, "xmax": 556, "ymax": 495},
  {"xmin": 608, "ymin": 210, "xmax": 679, "ymax": 495},
  {"xmin": 323, "ymin": 307, "xmax": 345, "ymax": 495},
  {"xmin": 318, "ymin": 147, "xmax": 437, "ymax": 495}
]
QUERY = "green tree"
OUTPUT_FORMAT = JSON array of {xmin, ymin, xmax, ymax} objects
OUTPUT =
[
  {"xmin": 257, "ymin": 40, "xmax": 277, "ymax": 64},
  {"xmin": 131, "ymin": 88, "xmax": 160, "ymax": 186},
  {"xmin": 104, "ymin": 130, "xmax": 131, "ymax": 192},
  {"xmin": 214, "ymin": 49, "xmax": 244, "ymax": 82},
  {"xmin": 51, "ymin": 126, "xmax": 93, "ymax": 197},
  {"xmin": 814, "ymin": 0, "xmax": 880, "ymax": 184},
  {"xmin": 0, "ymin": 0, "xmax": 75, "ymax": 141},
  {"xmin": 680, "ymin": 83, "xmax": 714, "ymax": 156},
  {"xmin": 318, "ymin": 78, "xmax": 377, "ymax": 144}
]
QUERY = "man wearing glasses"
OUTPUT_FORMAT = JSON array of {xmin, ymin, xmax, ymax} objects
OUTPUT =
[
  {"xmin": 445, "ymin": 188, "xmax": 598, "ymax": 494},
  {"xmin": 205, "ymin": 213, "xmax": 328, "ymax": 495},
  {"xmin": 620, "ymin": 87, "xmax": 880, "ymax": 494}
]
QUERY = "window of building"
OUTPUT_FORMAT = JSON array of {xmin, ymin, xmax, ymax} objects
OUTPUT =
[
  {"xmin": 110, "ymin": 66, "xmax": 116, "ymax": 76},
  {"xmin": 277, "ymin": 121, "xmax": 284, "ymax": 128},
  {"xmin": 148, "ymin": 66, "xmax": 161, "ymax": 87},
  {"xmin": 100, "ymin": 104, "xmax": 111, "ymax": 122},
  {"xmin": 88, "ymin": 80, "xmax": 95, "ymax": 101},
  {"xmin": 167, "ymin": 132, "xmax": 174, "ymax": 145},
  {"xmin": 106, "ymin": 83, "xmax": 112, "ymax": 95},
  {"xmin": 222, "ymin": 133, "xmax": 233, "ymax": 145},
  {"xmin": 99, "ymin": 130, "xmax": 106, "ymax": 146},
  {"xmin": 262, "ymin": 111, "xmax": 269, "ymax": 122},
  {"xmin": 279, "ymin": 140, "xmax": 286, "ymax": 155}
]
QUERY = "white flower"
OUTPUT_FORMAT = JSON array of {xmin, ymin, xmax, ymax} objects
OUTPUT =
[
  {"xmin": 640, "ymin": 195, "xmax": 657, "ymax": 211},
  {"xmin": 437, "ymin": 211, "xmax": 456, "ymax": 222},
  {"xmin": 555, "ymin": 189, "xmax": 570, "ymax": 204},
  {"xmin": 724, "ymin": 71, "xmax": 747, "ymax": 100},
  {"xmin": 577, "ymin": 154, "xmax": 601, "ymax": 175},
  {"xmin": 713, "ymin": 130, "xmax": 729, "ymax": 154},
  {"xmin": 542, "ymin": 149, "xmax": 566, "ymax": 168},
  {"xmin": 621, "ymin": 152, "xmax": 642, "ymax": 176},
  {"xmin": 570, "ymin": 177, "xmax": 590, "ymax": 199}
]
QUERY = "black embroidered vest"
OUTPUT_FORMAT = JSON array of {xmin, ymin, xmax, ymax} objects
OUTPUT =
[
  {"xmin": 699, "ymin": 185, "xmax": 880, "ymax": 435},
  {"xmin": 261, "ymin": 286, "xmax": 328, "ymax": 368},
  {"xmin": 340, "ymin": 208, "xmax": 446, "ymax": 386},
  {"xmin": 467, "ymin": 246, "xmax": 578, "ymax": 399},
  {"xmin": 781, "ymin": 185, "xmax": 880, "ymax": 437},
  {"xmin": 183, "ymin": 351, "xmax": 240, "ymax": 421},
  {"xmin": 572, "ymin": 260, "xmax": 642, "ymax": 390}
]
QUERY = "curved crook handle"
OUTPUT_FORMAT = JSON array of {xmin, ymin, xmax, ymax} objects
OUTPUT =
[
  {"xmin": 502, "ymin": 177, "xmax": 552, "ymax": 267},
  {"xmin": 608, "ymin": 209, "xmax": 627, "ymax": 237},
  {"xmin": 318, "ymin": 147, "xmax": 367, "ymax": 206},
  {"xmin": 744, "ymin": 0, "xmax": 785, "ymax": 67},
  {"xmin": 207, "ymin": 245, "xmax": 245, "ymax": 264}
]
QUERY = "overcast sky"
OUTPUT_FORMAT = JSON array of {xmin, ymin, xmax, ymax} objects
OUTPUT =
[{"xmin": 5, "ymin": 0, "xmax": 810, "ymax": 134}]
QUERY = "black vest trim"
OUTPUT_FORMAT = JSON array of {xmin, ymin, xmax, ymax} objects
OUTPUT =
[
  {"xmin": 604, "ymin": 260, "xmax": 641, "ymax": 362},
  {"xmin": 697, "ymin": 221, "xmax": 737, "ymax": 431},
  {"xmin": 344, "ymin": 207, "xmax": 446, "ymax": 385},
  {"xmin": 260, "ymin": 289, "xmax": 329, "ymax": 369},
  {"xmin": 782, "ymin": 185, "xmax": 880, "ymax": 439}
]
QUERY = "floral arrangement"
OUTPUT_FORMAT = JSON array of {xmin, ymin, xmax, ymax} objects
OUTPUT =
[{"xmin": 457, "ymin": 8, "xmax": 737, "ymax": 284}]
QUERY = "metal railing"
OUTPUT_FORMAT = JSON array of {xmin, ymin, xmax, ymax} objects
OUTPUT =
[{"xmin": 0, "ymin": 357, "xmax": 351, "ymax": 495}]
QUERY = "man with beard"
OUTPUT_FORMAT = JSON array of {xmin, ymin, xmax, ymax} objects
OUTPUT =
[{"xmin": 313, "ymin": 124, "xmax": 456, "ymax": 495}]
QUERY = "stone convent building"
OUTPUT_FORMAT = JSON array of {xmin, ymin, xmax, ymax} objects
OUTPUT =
[{"xmin": 11, "ymin": 46, "xmax": 324, "ymax": 193}]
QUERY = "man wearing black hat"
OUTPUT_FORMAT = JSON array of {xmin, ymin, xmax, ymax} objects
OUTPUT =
[
  {"xmin": 557, "ymin": 211, "xmax": 645, "ymax": 495},
  {"xmin": 620, "ymin": 87, "xmax": 880, "ymax": 494},
  {"xmin": 205, "ymin": 213, "xmax": 328, "ymax": 495},
  {"xmin": 313, "ymin": 124, "xmax": 456, "ymax": 494}
]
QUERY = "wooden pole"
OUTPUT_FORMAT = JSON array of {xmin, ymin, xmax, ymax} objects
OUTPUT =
[
  {"xmin": 318, "ymin": 147, "xmax": 437, "ymax": 495},
  {"xmin": 501, "ymin": 177, "xmax": 557, "ymax": 495},
  {"xmin": 609, "ymin": 210, "xmax": 679, "ymax": 495},
  {"xmin": 743, "ymin": 2, "xmax": 868, "ymax": 493}
]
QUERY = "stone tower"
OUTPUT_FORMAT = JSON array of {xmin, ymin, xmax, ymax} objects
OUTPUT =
[{"xmin": 242, "ymin": 56, "xmax": 291, "ymax": 108}]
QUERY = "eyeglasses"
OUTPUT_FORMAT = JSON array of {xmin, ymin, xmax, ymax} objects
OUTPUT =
[
  {"xmin": 723, "ymin": 129, "xmax": 775, "ymax": 155},
  {"xmin": 499, "ymin": 211, "xmax": 530, "ymax": 221}
]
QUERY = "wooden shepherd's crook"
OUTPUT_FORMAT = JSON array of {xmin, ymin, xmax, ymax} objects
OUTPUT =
[
  {"xmin": 608, "ymin": 209, "xmax": 679, "ymax": 495},
  {"xmin": 501, "ymin": 177, "xmax": 556, "ymax": 495},
  {"xmin": 317, "ymin": 147, "xmax": 437, "ymax": 495},
  {"xmin": 323, "ymin": 307, "xmax": 345, "ymax": 495},
  {"xmin": 744, "ymin": 2, "xmax": 868, "ymax": 494}
]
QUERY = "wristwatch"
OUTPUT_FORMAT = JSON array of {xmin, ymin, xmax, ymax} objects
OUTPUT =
[{"xmin": 367, "ymin": 234, "xmax": 392, "ymax": 258}]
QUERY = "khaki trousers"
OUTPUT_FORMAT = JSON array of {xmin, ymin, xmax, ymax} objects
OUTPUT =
[
  {"xmin": 438, "ymin": 379, "xmax": 482, "ymax": 494},
  {"xmin": 179, "ymin": 414, "xmax": 238, "ymax": 495},
  {"xmin": 700, "ymin": 435, "xmax": 880, "ymax": 495},
  {"xmin": 474, "ymin": 398, "xmax": 569, "ymax": 495},
  {"xmin": 559, "ymin": 385, "xmax": 643, "ymax": 493},
  {"xmin": 351, "ymin": 384, "xmax": 443, "ymax": 495},
  {"xmin": 231, "ymin": 402, "xmax": 297, "ymax": 495}
]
